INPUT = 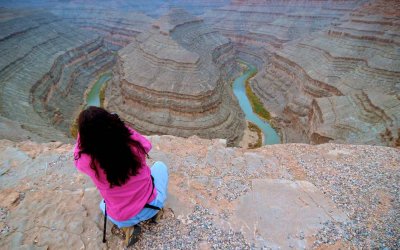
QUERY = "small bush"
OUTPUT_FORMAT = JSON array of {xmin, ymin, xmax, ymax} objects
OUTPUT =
[
  {"xmin": 245, "ymin": 72, "xmax": 271, "ymax": 121},
  {"xmin": 248, "ymin": 121, "xmax": 262, "ymax": 148},
  {"xmin": 70, "ymin": 117, "xmax": 78, "ymax": 139},
  {"xmin": 99, "ymin": 83, "xmax": 107, "ymax": 107}
]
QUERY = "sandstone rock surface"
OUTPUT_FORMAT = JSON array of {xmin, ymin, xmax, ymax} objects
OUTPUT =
[
  {"xmin": 0, "ymin": 9, "xmax": 115, "ymax": 143},
  {"xmin": 51, "ymin": 8, "xmax": 154, "ymax": 49},
  {"xmin": 1, "ymin": 1, "xmax": 398, "ymax": 147},
  {"xmin": 0, "ymin": 137, "xmax": 398, "ymax": 249},
  {"xmin": 204, "ymin": 0, "xmax": 400, "ymax": 146},
  {"xmin": 106, "ymin": 9, "xmax": 245, "ymax": 146},
  {"xmin": 258, "ymin": 0, "xmax": 400, "ymax": 146},
  {"xmin": 203, "ymin": 0, "xmax": 362, "ymax": 68}
]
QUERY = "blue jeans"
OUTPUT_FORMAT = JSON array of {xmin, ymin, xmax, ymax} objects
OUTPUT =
[{"xmin": 100, "ymin": 161, "xmax": 169, "ymax": 228}]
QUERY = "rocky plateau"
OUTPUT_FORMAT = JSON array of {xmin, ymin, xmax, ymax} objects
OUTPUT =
[{"xmin": 0, "ymin": 136, "xmax": 398, "ymax": 249}]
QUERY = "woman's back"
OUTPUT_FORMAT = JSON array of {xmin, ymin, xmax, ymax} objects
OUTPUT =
[{"xmin": 73, "ymin": 107, "xmax": 156, "ymax": 221}]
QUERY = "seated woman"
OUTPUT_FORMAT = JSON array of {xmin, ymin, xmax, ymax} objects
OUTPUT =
[{"xmin": 73, "ymin": 106, "xmax": 168, "ymax": 246}]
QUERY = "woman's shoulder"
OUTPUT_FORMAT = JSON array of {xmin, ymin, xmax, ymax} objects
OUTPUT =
[
  {"xmin": 126, "ymin": 126, "xmax": 152, "ymax": 153},
  {"xmin": 73, "ymin": 134, "xmax": 92, "ymax": 173}
]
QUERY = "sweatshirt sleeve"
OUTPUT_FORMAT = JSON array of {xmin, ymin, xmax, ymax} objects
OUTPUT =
[
  {"xmin": 73, "ymin": 134, "xmax": 91, "ymax": 175},
  {"xmin": 127, "ymin": 126, "xmax": 152, "ymax": 154}
]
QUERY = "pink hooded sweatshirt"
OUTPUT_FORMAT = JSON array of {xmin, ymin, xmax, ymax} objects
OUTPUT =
[{"xmin": 73, "ymin": 127, "xmax": 156, "ymax": 221}]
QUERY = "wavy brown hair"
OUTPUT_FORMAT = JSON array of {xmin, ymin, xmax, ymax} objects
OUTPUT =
[{"xmin": 75, "ymin": 106, "xmax": 146, "ymax": 187}]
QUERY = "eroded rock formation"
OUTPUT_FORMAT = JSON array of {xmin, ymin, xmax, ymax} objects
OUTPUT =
[
  {"xmin": 51, "ymin": 9, "xmax": 154, "ymax": 49},
  {"xmin": 106, "ymin": 9, "xmax": 245, "ymax": 146},
  {"xmin": 0, "ymin": 10, "xmax": 116, "ymax": 142},
  {"xmin": 203, "ymin": 0, "xmax": 363, "ymax": 67},
  {"xmin": 254, "ymin": 0, "xmax": 400, "ymax": 145},
  {"xmin": 0, "ymin": 1, "xmax": 398, "ymax": 146},
  {"xmin": 203, "ymin": 0, "xmax": 400, "ymax": 146}
]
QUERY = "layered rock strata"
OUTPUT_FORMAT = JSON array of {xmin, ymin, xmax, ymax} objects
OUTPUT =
[
  {"xmin": 155, "ymin": 0, "xmax": 229, "ymax": 16},
  {"xmin": 1, "ymin": 0, "xmax": 229, "ymax": 18},
  {"xmin": 51, "ymin": 8, "xmax": 154, "ymax": 49},
  {"xmin": 0, "ymin": 10, "xmax": 114, "ymax": 142},
  {"xmin": 1, "ymin": 1, "xmax": 155, "ymax": 50},
  {"xmin": 203, "ymin": 0, "xmax": 364, "ymax": 66},
  {"xmin": 106, "ymin": 9, "xmax": 245, "ymax": 146},
  {"xmin": 254, "ymin": 0, "xmax": 400, "ymax": 145},
  {"xmin": 202, "ymin": 0, "xmax": 400, "ymax": 146}
]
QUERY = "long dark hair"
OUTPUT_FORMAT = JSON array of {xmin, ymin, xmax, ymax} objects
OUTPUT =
[{"xmin": 76, "ymin": 106, "xmax": 146, "ymax": 187}]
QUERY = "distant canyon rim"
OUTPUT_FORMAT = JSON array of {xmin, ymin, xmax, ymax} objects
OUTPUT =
[{"xmin": 0, "ymin": 0, "xmax": 399, "ymax": 147}]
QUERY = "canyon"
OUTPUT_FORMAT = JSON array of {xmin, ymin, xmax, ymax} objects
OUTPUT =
[
  {"xmin": 0, "ymin": 9, "xmax": 112, "ymax": 143},
  {"xmin": 0, "ymin": 1, "xmax": 399, "ymax": 249},
  {"xmin": 0, "ymin": 0, "xmax": 399, "ymax": 146},
  {"xmin": 105, "ymin": 9, "xmax": 245, "ymax": 146},
  {"xmin": 204, "ymin": 0, "xmax": 400, "ymax": 146},
  {"xmin": 261, "ymin": 0, "xmax": 400, "ymax": 146},
  {"xmin": 0, "ymin": 7, "xmax": 153, "ymax": 143}
]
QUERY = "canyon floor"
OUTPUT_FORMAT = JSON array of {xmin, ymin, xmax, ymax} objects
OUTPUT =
[
  {"xmin": 1, "ymin": 0, "xmax": 399, "ymax": 147},
  {"xmin": 0, "ymin": 136, "xmax": 398, "ymax": 249}
]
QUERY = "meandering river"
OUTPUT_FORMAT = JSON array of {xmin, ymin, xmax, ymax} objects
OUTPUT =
[
  {"xmin": 84, "ymin": 68, "xmax": 279, "ymax": 145},
  {"xmin": 233, "ymin": 63, "xmax": 280, "ymax": 145},
  {"xmin": 86, "ymin": 73, "xmax": 112, "ymax": 107}
]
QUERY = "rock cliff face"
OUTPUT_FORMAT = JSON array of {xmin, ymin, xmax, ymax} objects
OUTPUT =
[
  {"xmin": 106, "ymin": 9, "xmax": 245, "ymax": 146},
  {"xmin": 0, "ymin": 1, "xmax": 398, "ymax": 146},
  {"xmin": 1, "ymin": 0, "xmax": 229, "ymax": 18},
  {"xmin": 51, "ymin": 9, "xmax": 154, "ymax": 49},
  {"xmin": 203, "ymin": 0, "xmax": 400, "ymax": 146},
  {"xmin": 0, "ymin": 137, "xmax": 398, "ymax": 249},
  {"xmin": 203, "ymin": 0, "xmax": 363, "ymax": 67},
  {"xmin": 254, "ymin": 0, "xmax": 400, "ymax": 145},
  {"xmin": 0, "ymin": 10, "xmax": 116, "ymax": 142}
]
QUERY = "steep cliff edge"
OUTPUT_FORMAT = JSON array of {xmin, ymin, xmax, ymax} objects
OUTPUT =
[
  {"xmin": 51, "ymin": 8, "xmax": 154, "ymax": 49},
  {"xmin": 203, "ymin": 0, "xmax": 400, "ymax": 147},
  {"xmin": 244, "ymin": 0, "xmax": 400, "ymax": 146},
  {"xmin": 0, "ymin": 137, "xmax": 398, "ymax": 249},
  {"xmin": 203, "ymin": 0, "xmax": 363, "ymax": 69},
  {"xmin": 106, "ymin": 9, "xmax": 245, "ymax": 146},
  {"xmin": 0, "ymin": 10, "xmax": 116, "ymax": 143}
]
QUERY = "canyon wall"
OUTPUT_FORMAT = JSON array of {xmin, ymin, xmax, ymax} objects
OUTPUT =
[
  {"xmin": 1, "ymin": 0, "xmax": 229, "ymax": 18},
  {"xmin": 50, "ymin": 9, "xmax": 154, "ymax": 49},
  {"xmin": 0, "ymin": 7, "xmax": 157, "ymax": 143},
  {"xmin": 1, "ymin": 1, "xmax": 398, "ymax": 146},
  {"xmin": 0, "ymin": 10, "xmax": 115, "ymax": 142},
  {"xmin": 106, "ymin": 9, "xmax": 245, "ymax": 146},
  {"xmin": 203, "ymin": 0, "xmax": 364, "ymax": 67},
  {"xmin": 204, "ymin": 0, "xmax": 400, "ymax": 146},
  {"xmin": 254, "ymin": 0, "xmax": 400, "ymax": 146},
  {"xmin": 0, "ymin": 4, "xmax": 245, "ymax": 145}
]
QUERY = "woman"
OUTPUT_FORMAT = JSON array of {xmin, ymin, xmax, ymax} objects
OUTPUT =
[{"xmin": 73, "ymin": 106, "xmax": 168, "ymax": 246}]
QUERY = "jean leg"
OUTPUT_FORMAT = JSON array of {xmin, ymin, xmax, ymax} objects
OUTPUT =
[
  {"xmin": 99, "ymin": 199, "xmax": 141, "ymax": 228},
  {"xmin": 97, "ymin": 162, "xmax": 169, "ymax": 228},
  {"xmin": 150, "ymin": 161, "xmax": 169, "ymax": 204}
]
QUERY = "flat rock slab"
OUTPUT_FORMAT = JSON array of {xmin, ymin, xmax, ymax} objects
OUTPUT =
[
  {"xmin": 233, "ymin": 179, "xmax": 348, "ymax": 249},
  {"xmin": 1, "ymin": 139, "xmax": 398, "ymax": 249}
]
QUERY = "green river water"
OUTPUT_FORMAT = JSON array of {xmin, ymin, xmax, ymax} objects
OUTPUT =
[
  {"xmin": 86, "ymin": 73, "xmax": 112, "ymax": 107},
  {"xmin": 232, "ymin": 63, "xmax": 280, "ymax": 145},
  {"xmin": 84, "ymin": 68, "xmax": 279, "ymax": 145}
]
